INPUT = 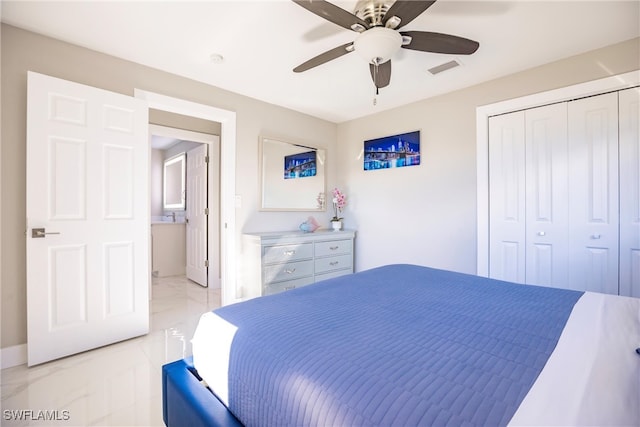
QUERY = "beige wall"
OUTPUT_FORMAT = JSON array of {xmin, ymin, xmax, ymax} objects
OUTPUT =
[
  {"xmin": 337, "ymin": 37, "xmax": 640, "ymax": 274},
  {"xmin": 0, "ymin": 24, "xmax": 337, "ymax": 349}
]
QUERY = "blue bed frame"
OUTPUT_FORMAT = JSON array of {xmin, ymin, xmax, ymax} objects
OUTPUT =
[{"xmin": 162, "ymin": 357, "xmax": 241, "ymax": 427}]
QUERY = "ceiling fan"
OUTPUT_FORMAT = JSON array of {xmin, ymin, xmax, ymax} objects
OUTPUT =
[{"xmin": 292, "ymin": 0, "xmax": 479, "ymax": 93}]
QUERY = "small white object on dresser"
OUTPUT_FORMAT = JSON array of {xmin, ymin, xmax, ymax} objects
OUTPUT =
[{"xmin": 243, "ymin": 229, "xmax": 356, "ymax": 299}]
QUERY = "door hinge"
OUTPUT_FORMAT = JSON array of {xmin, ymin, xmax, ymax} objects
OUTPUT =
[
  {"xmin": 204, "ymin": 208, "xmax": 209, "ymax": 215},
  {"xmin": 205, "ymin": 155, "xmax": 209, "ymax": 163},
  {"xmin": 205, "ymin": 260, "xmax": 209, "ymax": 268}
]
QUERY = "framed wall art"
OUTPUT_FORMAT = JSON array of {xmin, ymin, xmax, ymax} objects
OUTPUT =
[
  {"xmin": 284, "ymin": 150, "xmax": 317, "ymax": 179},
  {"xmin": 363, "ymin": 130, "xmax": 420, "ymax": 171}
]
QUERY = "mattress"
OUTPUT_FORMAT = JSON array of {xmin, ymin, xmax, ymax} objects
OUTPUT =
[{"xmin": 192, "ymin": 264, "xmax": 640, "ymax": 426}]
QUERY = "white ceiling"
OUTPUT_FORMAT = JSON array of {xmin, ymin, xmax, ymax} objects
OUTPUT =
[{"xmin": 2, "ymin": 1, "xmax": 638, "ymax": 123}]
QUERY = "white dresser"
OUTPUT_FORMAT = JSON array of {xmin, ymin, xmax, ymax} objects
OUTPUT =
[{"xmin": 243, "ymin": 229, "xmax": 356, "ymax": 298}]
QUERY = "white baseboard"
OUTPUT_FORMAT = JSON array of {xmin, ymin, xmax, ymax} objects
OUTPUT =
[{"xmin": 1, "ymin": 344, "xmax": 27, "ymax": 369}]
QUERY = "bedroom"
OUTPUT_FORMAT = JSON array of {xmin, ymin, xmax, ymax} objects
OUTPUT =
[{"xmin": 1, "ymin": 0, "xmax": 639, "ymax": 426}]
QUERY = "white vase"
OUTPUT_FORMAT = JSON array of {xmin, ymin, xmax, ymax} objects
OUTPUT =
[{"xmin": 331, "ymin": 220, "xmax": 342, "ymax": 231}]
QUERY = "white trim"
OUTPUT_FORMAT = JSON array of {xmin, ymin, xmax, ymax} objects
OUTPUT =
[
  {"xmin": 134, "ymin": 90, "xmax": 238, "ymax": 305},
  {"xmin": 1, "ymin": 344, "xmax": 27, "ymax": 369},
  {"xmin": 476, "ymin": 70, "xmax": 640, "ymax": 277}
]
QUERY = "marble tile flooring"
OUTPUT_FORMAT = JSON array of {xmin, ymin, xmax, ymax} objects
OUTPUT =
[{"xmin": 1, "ymin": 276, "xmax": 221, "ymax": 427}]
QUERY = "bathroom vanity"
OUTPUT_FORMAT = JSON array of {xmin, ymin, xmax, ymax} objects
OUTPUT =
[{"xmin": 151, "ymin": 222, "xmax": 186, "ymax": 277}]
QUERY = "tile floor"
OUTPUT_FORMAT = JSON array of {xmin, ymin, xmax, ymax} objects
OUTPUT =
[{"xmin": 1, "ymin": 276, "xmax": 221, "ymax": 427}]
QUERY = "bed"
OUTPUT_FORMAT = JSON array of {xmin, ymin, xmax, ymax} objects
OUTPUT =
[{"xmin": 162, "ymin": 264, "xmax": 640, "ymax": 426}]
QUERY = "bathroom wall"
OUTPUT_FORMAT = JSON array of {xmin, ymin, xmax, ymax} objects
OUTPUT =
[{"xmin": 151, "ymin": 149, "xmax": 164, "ymax": 218}]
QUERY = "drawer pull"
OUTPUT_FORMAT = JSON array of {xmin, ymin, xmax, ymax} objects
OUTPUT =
[
  {"xmin": 284, "ymin": 250, "xmax": 296, "ymax": 256},
  {"xmin": 330, "ymin": 261, "xmax": 339, "ymax": 266},
  {"xmin": 284, "ymin": 286, "xmax": 295, "ymax": 290},
  {"xmin": 329, "ymin": 246, "xmax": 339, "ymax": 250},
  {"xmin": 284, "ymin": 268, "xmax": 296, "ymax": 274}
]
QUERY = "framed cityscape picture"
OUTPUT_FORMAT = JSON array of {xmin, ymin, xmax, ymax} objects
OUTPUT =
[
  {"xmin": 284, "ymin": 150, "xmax": 317, "ymax": 179},
  {"xmin": 363, "ymin": 130, "xmax": 421, "ymax": 171}
]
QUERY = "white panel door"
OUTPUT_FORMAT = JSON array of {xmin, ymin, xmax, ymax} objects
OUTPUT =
[
  {"xmin": 524, "ymin": 103, "xmax": 569, "ymax": 288},
  {"xmin": 26, "ymin": 72, "xmax": 149, "ymax": 366},
  {"xmin": 489, "ymin": 111, "xmax": 526, "ymax": 283},
  {"xmin": 619, "ymin": 87, "xmax": 640, "ymax": 297},
  {"xmin": 186, "ymin": 144, "xmax": 208, "ymax": 286},
  {"xmin": 567, "ymin": 92, "xmax": 619, "ymax": 294}
]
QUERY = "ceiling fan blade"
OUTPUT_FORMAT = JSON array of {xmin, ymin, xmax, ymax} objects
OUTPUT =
[
  {"xmin": 383, "ymin": 1, "xmax": 437, "ymax": 29},
  {"xmin": 369, "ymin": 60, "xmax": 391, "ymax": 89},
  {"xmin": 293, "ymin": 42, "xmax": 354, "ymax": 72},
  {"xmin": 292, "ymin": 0, "xmax": 369, "ymax": 32},
  {"xmin": 401, "ymin": 31, "xmax": 479, "ymax": 55}
]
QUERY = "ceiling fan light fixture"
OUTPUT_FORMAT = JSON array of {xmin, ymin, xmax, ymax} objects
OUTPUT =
[
  {"xmin": 384, "ymin": 15, "xmax": 401, "ymax": 29},
  {"xmin": 350, "ymin": 23, "xmax": 367, "ymax": 32},
  {"xmin": 354, "ymin": 27, "xmax": 402, "ymax": 65}
]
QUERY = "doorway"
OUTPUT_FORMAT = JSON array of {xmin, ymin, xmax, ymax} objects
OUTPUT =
[
  {"xmin": 135, "ymin": 89, "xmax": 237, "ymax": 306},
  {"xmin": 149, "ymin": 125, "xmax": 220, "ymax": 288}
]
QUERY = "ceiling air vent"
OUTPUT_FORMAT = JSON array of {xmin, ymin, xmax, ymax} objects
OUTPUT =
[{"xmin": 428, "ymin": 60, "xmax": 460, "ymax": 75}]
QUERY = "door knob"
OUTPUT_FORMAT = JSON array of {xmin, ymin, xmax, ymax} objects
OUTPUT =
[{"xmin": 31, "ymin": 228, "xmax": 61, "ymax": 238}]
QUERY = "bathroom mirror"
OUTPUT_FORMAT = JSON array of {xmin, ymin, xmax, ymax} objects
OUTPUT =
[
  {"xmin": 260, "ymin": 136, "xmax": 326, "ymax": 211},
  {"xmin": 163, "ymin": 152, "xmax": 186, "ymax": 210}
]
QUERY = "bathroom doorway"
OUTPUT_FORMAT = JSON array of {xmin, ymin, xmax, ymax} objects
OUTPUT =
[{"xmin": 149, "ymin": 124, "xmax": 220, "ymax": 289}]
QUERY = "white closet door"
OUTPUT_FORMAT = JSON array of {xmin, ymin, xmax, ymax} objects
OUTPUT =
[
  {"xmin": 489, "ymin": 111, "xmax": 526, "ymax": 283},
  {"xmin": 568, "ymin": 92, "xmax": 619, "ymax": 294},
  {"xmin": 619, "ymin": 87, "xmax": 640, "ymax": 297},
  {"xmin": 524, "ymin": 103, "xmax": 569, "ymax": 288}
]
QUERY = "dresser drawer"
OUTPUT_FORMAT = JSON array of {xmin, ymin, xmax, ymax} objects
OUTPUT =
[
  {"xmin": 315, "ymin": 239, "xmax": 353, "ymax": 257},
  {"xmin": 263, "ymin": 276, "xmax": 314, "ymax": 296},
  {"xmin": 263, "ymin": 243, "xmax": 313, "ymax": 264},
  {"xmin": 315, "ymin": 254, "xmax": 353, "ymax": 274},
  {"xmin": 263, "ymin": 260, "xmax": 314, "ymax": 284}
]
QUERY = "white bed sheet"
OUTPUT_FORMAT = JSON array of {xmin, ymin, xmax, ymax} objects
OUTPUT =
[
  {"xmin": 509, "ymin": 291, "xmax": 640, "ymax": 426},
  {"xmin": 191, "ymin": 291, "xmax": 640, "ymax": 426}
]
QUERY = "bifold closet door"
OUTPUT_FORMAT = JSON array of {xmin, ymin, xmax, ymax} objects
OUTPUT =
[
  {"xmin": 524, "ymin": 103, "xmax": 569, "ymax": 288},
  {"xmin": 619, "ymin": 87, "xmax": 640, "ymax": 297},
  {"xmin": 567, "ymin": 92, "xmax": 619, "ymax": 294},
  {"xmin": 489, "ymin": 111, "xmax": 526, "ymax": 283},
  {"xmin": 489, "ymin": 103, "xmax": 569, "ymax": 287}
]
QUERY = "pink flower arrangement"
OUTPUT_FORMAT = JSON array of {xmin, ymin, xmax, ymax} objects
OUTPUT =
[{"xmin": 331, "ymin": 187, "xmax": 346, "ymax": 221}]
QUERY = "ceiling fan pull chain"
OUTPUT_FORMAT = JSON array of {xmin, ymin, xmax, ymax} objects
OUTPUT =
[{"xmin": 374, "ymin": 62, "xmax": 379, "ymax": 95}]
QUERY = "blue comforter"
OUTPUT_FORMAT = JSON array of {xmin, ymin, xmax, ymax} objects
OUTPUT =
[{"xmin": 213, "ymin": 264, "xmax": 583, "ymax": 426}]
